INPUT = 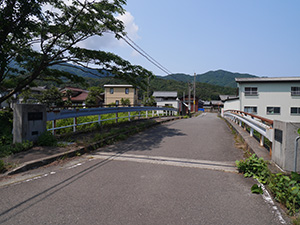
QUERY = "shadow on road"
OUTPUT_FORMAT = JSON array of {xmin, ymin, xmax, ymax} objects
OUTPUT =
[{"xmin": 102, "ymin": 123, "xmax": 186, "ymax": 153}]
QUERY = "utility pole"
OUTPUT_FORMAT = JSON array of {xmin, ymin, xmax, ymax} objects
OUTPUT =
[
  {"xmin": 188, "ymin": 83, "xmax": 192, "ymax": 117},
  {"xmin": 194, "ymin": 72, "xmax": 196, "ymax": 112}
]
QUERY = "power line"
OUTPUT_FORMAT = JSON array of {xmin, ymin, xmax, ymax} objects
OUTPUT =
[
  {"xmin": 123, "ymin": 35, "xmax": 173, "ymax": 75},
  {"xmin": 104, "ymin": 31, "xmax": 173, "ymax": 75}
]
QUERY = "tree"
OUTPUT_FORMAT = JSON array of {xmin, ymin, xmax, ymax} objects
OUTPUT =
[
  {"xmin": 121, "ymin": 97, "xmax": 130, "ymax": 106},
  {"xmin": 0, "ymin": 0, "xmax": 153, "ymax": 104},
  {"xmin": 85, "ymin": 86, "xmax": 103, "ymax": 106},
  {"xmin": 36, "ymin": 87, "xmax": 64, "ymax": 108}
]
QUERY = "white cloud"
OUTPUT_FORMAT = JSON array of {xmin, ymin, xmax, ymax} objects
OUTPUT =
[{"xmin": 78, "ymin": 11, "xmax": 140, "ymax": 51}]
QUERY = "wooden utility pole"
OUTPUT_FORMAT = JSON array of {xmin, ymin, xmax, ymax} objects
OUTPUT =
[{"xmin": 194, "ymin": 72, "xmax": 196, "ymax": 112}]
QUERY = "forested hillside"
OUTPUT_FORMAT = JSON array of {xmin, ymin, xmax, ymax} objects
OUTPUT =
[{"xmin": 160, "ymin": 70, "xmax": 257, "ymax": 87}]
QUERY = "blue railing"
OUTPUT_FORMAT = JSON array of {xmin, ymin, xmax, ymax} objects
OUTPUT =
[{"xmin": 47, "ymin": 106, "xmax": 177, "ymax": 133}]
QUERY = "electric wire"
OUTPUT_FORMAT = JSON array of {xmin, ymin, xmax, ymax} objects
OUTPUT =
[{"xmin": 123, "ymin": 35, "xmax": 173, "ymax": 75}]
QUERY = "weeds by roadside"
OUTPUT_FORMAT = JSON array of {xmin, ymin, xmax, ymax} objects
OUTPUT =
[{"xmin": 236, "ymin": 154, "xmax": 300, "ymax": 218}]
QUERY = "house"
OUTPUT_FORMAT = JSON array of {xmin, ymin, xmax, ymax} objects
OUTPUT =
[
  {"xmin": 60, "ymin": 87, "xmax": 90, "ymax": 105},
  {"xmin": 104, "ymin": 84, "xmax": 138, "ymax": 106},
  {"xmin": 152, "ymin": 91, "xmax": 178, "ymax": 108},
  {"xmin": 224, "ymin": 77, "xmax": 300, "ymax": 122}
]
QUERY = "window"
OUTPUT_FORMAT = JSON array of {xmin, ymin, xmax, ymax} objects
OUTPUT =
[
  {"xmin": 244, "ymin": 87, "xmax": 258, "ymax": 96},
  {"xmin": 125, "ymin": 88, "xmax": 129, "ymax": 94},
  {"xmin": 291, "ymin": 107, "xmax": 300, "ymax": 115},
  {"xmin": 291, "ymin": 87, "xmax": 300, "ymax": 96},
  {"xmin": 267, "ymin": 107, "xmax": 280, "ymax": 115},
  {"xmin": 244, "ymin": 106, "xmax": 257, "ymax": 114},
  {"xmin": 115, "ymin": 100, "xmax": 119, "ymax": 105},
  {"xmin": 110, "ymin": 88, "xmax": 114, "ymax": 94}
]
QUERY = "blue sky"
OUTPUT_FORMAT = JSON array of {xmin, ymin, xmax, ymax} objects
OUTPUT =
[{"xmin": 83, "ymin": 0, "xmax": 300, "ymax": 77}]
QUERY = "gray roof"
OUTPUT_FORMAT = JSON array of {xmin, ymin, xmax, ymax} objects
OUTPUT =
[
  {"xmin": 236, "ymin": 77, "xmax": 300, "ymax": 83},
  {"xmin": 152, "ymin": 91, "xmax": 177, "ymax": 98},
  {"xmin": 219, "ymin": 95, "xmax": 238, "ymax": 101},
  {"xmin": 104, "ymin": 84, "xmax": 134, "ymax": 88}
]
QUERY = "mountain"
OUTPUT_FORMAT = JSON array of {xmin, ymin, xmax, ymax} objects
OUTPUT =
[
  {"xmin": 159, "ymin": 70, "xmax": 257, "ymax": 88},
  {"xmin": 50, "ymin": 64, "xmax": 112, "ymax": 78}
]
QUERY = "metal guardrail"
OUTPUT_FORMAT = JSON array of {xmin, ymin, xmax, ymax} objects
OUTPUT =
[
  {"xmin": 222, "ymin": 109, "xmax": 274, "ymax": 148},
  {"xmin": 47, "ymin": 106, "xmax": 177, "ymax": 133}
]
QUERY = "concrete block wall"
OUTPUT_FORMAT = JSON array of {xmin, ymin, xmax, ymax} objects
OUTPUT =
[
  {"xmin": 13, "ymin": 104, "xmax": 47, "ymax": 143},
  {"xmin": 272, "ymin": 120, "xmax": 300, "ymax": 172}
]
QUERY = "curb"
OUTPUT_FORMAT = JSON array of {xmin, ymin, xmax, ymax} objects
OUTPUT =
[{"xmin": 4, "ymin": 116, "xmax": 183, "ymax": 176}]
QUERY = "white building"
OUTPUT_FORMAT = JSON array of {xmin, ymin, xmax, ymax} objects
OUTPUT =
[
  {"xmin": 224, "ymin": 77, "xmax": 300, "ymax": 122},
  {"xmin": 152, "ymin": 91, "xmax": 178, "ymax": 109}
]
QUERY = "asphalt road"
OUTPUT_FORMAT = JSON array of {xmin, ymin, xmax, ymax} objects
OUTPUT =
[{"xmin": 0, "ymin": 113, "xmax": 289, "ymax": 224}]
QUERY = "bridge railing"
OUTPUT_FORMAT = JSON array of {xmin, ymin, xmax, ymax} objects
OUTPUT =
[
  {"xmin": 222, "ymin": 109, "xmax": 274, "ymax": 149},
  {"xmin": 47, "ymin": 106, "xmax": 177, "ymax": 134}
]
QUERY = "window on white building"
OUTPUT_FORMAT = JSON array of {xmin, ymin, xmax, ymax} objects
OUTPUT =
[
  {"xmin": 291, "ymin": 107, "xmax": 300, "ymax": 115},
  {"xmin": 244, "ymin": 106, "xmax": 257, "ymax": 114},
  {"xmin": 110, "ymin": 88, "xmax": 114, "ymax": 94},
  {"xmin": 244, "ymin": 87, "xmax": 258, "ymax": 96},
  {"xmin": 267, "ymin": 107, "xmax": 280, "ymax": 115},
  {"xmin": 291, "ymin": 87, "xmax": 300, "ymax": 96}
]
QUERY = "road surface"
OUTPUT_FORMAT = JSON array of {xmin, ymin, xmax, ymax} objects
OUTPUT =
[{"xmin": 0, "ymin": 113, "xmax": 288, "ymax": 224}]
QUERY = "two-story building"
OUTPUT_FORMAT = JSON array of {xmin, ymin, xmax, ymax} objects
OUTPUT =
[
  {"xmin": 224, "ymin": 77, "xmax": 300, "ymax": 122},
  {"xmin": 104, "ymin": 84, "xmax": 138, "ymax": 106}
]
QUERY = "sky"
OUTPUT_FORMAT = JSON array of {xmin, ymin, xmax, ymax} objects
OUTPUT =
[{"xmin": 80, "ymin": 0, "xmax": 300, "ymax": 77}]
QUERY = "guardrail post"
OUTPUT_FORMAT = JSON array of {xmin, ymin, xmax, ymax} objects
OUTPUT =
[
  {"xmin": 52, "ymin": 120, "xmax": 56, "ymax": 135},
  {"xmin": 260, "ymin": 135, "xmax": 264, "ymax": 146},
  {"xmin": 146, "ymin": 111, "xmax": 148, "ymax": 118},
  {"xmin": 73, "ymin": 117, "xmax": 77, "ymax": 132},
  {"xmin": 152, "ymin": 110, "xmax": 154, "ymax": 117},
  {"xmin": 128, "ymin": 112, "xmax": 131, "ymax": 121},
  {"xmin": 98, "ymin": 115, "xmax": 101, "ymax": 126},
  {"xmin": 239, "ymin": 120, "xmax": 242, "ymax": 127},
  {"xmin": 250, "ymin": 128, "xmax": 253, "ymax": 137}
]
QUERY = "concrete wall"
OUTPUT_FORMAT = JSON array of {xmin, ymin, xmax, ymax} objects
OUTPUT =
[
  {"xmin": 223, "ymin": 99, "xmax": 240, "ymax": 111},
  {"xmin": 13, "ymin": 104, "xmax": 47, "ymax": 143},
  {"xmin": 238, "ymin": 82, "xmax": 300, "ymax": 122},
  {"xmin": 272, "ymin": 120, "xmax": 300, "ymax": 172}
]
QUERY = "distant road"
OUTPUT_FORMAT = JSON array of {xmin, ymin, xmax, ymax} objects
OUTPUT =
[{"xmin": 0, "ymin": 113, "xmax": 288, "ymax": 224}]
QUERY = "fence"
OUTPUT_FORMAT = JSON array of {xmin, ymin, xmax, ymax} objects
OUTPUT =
[
  {"xmin": 47, "ymin": 106, "xmax": 177, "ymax": 134},
  {"xmin": 222, "ymin": 109, "xmax": 274, "ymax": 149}
]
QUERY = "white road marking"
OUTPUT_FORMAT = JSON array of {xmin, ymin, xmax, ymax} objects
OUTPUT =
[
  {"xmin": 258, "ymin": 180, "xmax": 287, "ymax": 224},
  {"xmin": 90, "ymin": 152, "xmax": 238, "ymax": 173}
]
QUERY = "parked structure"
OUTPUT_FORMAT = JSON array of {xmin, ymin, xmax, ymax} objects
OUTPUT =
[
  {"xmin": 224, "ymin": 77, "xmax": 300, "ymax": 122},
  {"xmin": 104, "ymin": 84, "xmax": 138, "ymax": 106}
]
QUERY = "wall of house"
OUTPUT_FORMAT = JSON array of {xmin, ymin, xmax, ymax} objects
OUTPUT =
[
  {"xmin": 156, "ymin": 100, "xmax": 179, "ymax": 109},
  {"xmin": 238, "ymin": 82, "xmax": 300, "ymax": 122},
  {"xmin": 223, "ymin": 99, "xmax": 240, "ymax": 111},
  {"xmin": 105, "ymin": 87, "xmax": 137, "ymax": 105}
]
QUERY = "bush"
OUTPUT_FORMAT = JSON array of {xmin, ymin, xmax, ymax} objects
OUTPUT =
[
  {"xmin": 37, "ymin": 131, "xmax": 57, "ymax": 146},
  {"xmin": 236, "ymin": 154, "xmax": 300, "ymax": 215},
  {"xmin": 0, "ymin": 140, "xmax": 33, "ymax": 157}
]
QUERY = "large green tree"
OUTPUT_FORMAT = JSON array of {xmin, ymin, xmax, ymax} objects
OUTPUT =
[{"xmin": 0, "ymin": 0, "xmax": 153, "ymax": 104}]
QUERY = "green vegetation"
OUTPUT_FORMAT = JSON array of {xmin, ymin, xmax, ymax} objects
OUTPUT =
[
  {"xmin": 37, "ymin": 131, "xmax": 58, "ymax": 147},
  {"xmin": 0, "ymin": 0, "xmax": 153, "ymax": 105},
  {"xmin": 236, "ymin": 154, "xmax": 300, "ymax": 215},
  {"xmin": 160, "ymin": 70, "xmax": 256, "ymax": 88}
]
